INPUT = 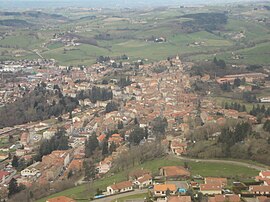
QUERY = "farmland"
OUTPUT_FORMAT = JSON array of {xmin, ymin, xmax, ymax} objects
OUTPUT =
[{"xmin": 0, "ymin": 3, "xmax": 269, "ymax": 66}]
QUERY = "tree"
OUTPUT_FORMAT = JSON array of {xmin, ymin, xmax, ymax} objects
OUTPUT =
[
  {"xmin": 102, "ymin": 141, "xmax": 109, "ymax": 156},
  {"xmin": 117, "ymin": 121, "xmax": 124, "ymax": 129},
  {"xmin": 263, "ymin": 120, "xmax": 270, "ymax": 132},
  {"xmin": 8, "ymin": 178, "xmax": 23, "ymax": 197},
  {"xmin": 8, "ymin": 134, "xmax": 14, "ymax": 143},
  {"xmin": 12, "ymin": 155, "xmax": 19, "ymax": 168},
  {"xmin": 67, "ymin": 170, "xmax": 73, "ymax": 179},
  {"xmin": 151, "ymin": 116, "xmax": 168, "ymax": 136},
  {"xmin": 84, "ymin": 161, "xmax": 96, "ymax": 181},
  {"xmin": 109, "ymin": 142, "xmax": 117, "ymax": 154},
  {"xmin": 129, "ymin": 126, "xmax": 146, "ymax": 145},
  {"xmin": 166, "ymin": 189, "xmax": 171, "ymax": 196},
  {"xmin": 233, "ymin": 78, "xmax": 241, "ymax": 87},
  {"xmin": 85, "ymin": 135, "xmax": 99, "ymax": 158},
  {"xmin": 105, "ymin": 102, "xmax": 118, "ymax": 113}
]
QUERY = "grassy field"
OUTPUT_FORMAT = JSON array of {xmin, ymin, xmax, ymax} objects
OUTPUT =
[
  {"xmin": 0, "ymin": 5, "xmax": 268, "ymax": 66},
  {"xmin": 38, "ymin": 156, "xmax": 258, "ymax": 202}
]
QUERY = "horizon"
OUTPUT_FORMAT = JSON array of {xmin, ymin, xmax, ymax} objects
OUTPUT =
[{"xmin": 0, "ymin": 0, "xmax": 266, "ymax": 9}]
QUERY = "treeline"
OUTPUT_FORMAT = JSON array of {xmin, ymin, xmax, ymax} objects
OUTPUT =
[
  {"xmin": 85, "ymin": 130, "xmax": 120, "ymax": 158},
  {"xmin": 218, "ymin": 122, "xmax": 252, "ymax": 156},
  {"xmin": 188, "ymin": 121, "xmax": 270, "ymax": 165},
  {"xmin": 77, "ymin": 86, "xmax": 113, "ymax": 103},
  {"xmin": 223, "ymin": 101, "xmax": 270, "ymax": 117},
  {"xmin": 181, "ymin": 13, "xmax": 228, "ymax": 32},
  {"xmin": 0, "ymin": 83, "xmax": 78, "ymax": 129},
  {"xmin": 224, "ymin": 102, "xmax": 246, "ymax": 112},
  {"xmin": 35, "ymin": 128, "xmax": 69, "ymax": 161},
  {"xmin": 105, "ymin": 101, "xmax": 119, "ymax": 113},
  {"xmin": 0, "ymin": 19, "xmax": 31, "ymax": 27},
  {"xmin": 213, "ymin": 57, "xmax": 226, "ymax": 68},
  {"xmin": 128, "ymin": 126, "xmax": 148, "ymax": 145},
  {"xmin": 243, "ymin": 91, "xmax": 258, "ymax": 103},
  {"xmin": 250, "ymin": 104, "xmax": 270, "ymax": 117},
  {"xmin": 96, "ymin": 54, "xmax": 128, "ymax": 63}
]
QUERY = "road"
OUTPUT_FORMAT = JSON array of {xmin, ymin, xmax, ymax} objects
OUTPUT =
[
  {"xmin": 175, "ymin": 155, "xmax": 268, "ymax": 171},
  {"xmin": 91, "ymin": 190, "xmax": 148, "ymax": 202}
]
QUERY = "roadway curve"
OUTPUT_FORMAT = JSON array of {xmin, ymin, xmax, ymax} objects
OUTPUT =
[
  {"xmin": 175, "ymin": 155, "xmax": 268, "ymax": 171},
  {"xmin": 91, "ymin": 190, "xmax": 148, "ymax": 202}
]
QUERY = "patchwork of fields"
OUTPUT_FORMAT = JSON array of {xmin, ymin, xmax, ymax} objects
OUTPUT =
[{"xmin": 0, "ymin": 4, "xmax": 269, "ymax": 65}]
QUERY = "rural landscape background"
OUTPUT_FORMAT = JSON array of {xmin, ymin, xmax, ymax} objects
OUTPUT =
[{"xmin": 0, "ymin": 0, "xmax": 269, "ymax": 202}]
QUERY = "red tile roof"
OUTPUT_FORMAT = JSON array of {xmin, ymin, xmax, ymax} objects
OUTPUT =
[
  {"xmin": 168, "ymin": 196, "xmax": 191, "ymax": 202},
  {"xmin": 209, "ymin": 195, "xmax": 241, "ymax": 202},
  {"xmin": 250, "ymin": 185, "xmax": 270, "ymax": 192},
  {"xmin": 98, "ymin": 134, "xmax": 106, "ymax": 142},
  {"xmin": 0, "ymin": 170, "xmax": 9, "ymax": 179},
  {"xmin": 110, "ymin": 181, "xmax": 133, "ymax": 190},
  {"xmin": 137, "ymin": 174, "xmax": 152, "ymax": 183},
  {"xmin": 154, "ymin": 184, "xmax": 177, "ymax": 192},
  {"xmin": 205, "ymin": 177, "xmax": 227, "ymax": 186}
]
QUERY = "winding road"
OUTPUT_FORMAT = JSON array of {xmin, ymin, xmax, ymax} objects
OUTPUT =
[
  {"xmin": 91, "ymin": 190, "xmax": 148, "ymax": 202},
  {"xmin": 175, "ymin": 155, "xmax": 268, "ymax": 171}
]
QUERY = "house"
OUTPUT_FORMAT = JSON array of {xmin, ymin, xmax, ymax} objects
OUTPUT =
[
  {"xmin": 167, "ymin": 196, "xmax": 191, "ymax": 202},
  {"xmin": 208, "ymin": 194, "xmax": 241, "ymax": 202},
  {"xmin": 67, "ymin": 159, "xmax": 83, "ymax": 172},
  {"xmin": 108, "ymin": 134, "xmax": 123, "ymax": 146},
  {"xmin": 170, "ymin": 140, "xmax": 187, "ymax": 156},
  {"xmin": 20, "ymin": 132, "xmax": 30, "ymax": 146},
  {"xmin": 21, "ymin": 168, "xmax": 40, "ymax": 177},
  {"xmin": 205, "ymin": 177, "xmax": 227, "ymax": 187},
  {"xmin": 97, "ymin": 134, "xmax": 106, "ymax": 144},
  {"xmin": 159, "ymin": 166, "xmax": 190, "ymax": 179},
  {"xmin": 200, "ymin": 184, "xmax": 222, "ymax": 195},
  {"xmin": 0, "ymin": 171, "xmax": 10, "ymax": 184},
  {"xmin": 260, "ymin": 171, "xmax": 270, "ymax": 179},
  {"xmin": 264, "ymin": 180, "xmax": 270, "ymax": 186},
  {"xmin": 42, "ymin": 150, "xmax": 71, "ymax": 168},
  {"xmin": 133, "ymin": 174, "xmax": 152, "ymax": 189},
  {"xmin": 43, "ymin": 129, "xmax": 56, "ymax": 140},
  {"xmin": 97, "ymin": 157, "xmax": 112, "ymax": 174},
  {"xmin": 46, "ymin": 196, "xmax": 76, "ymax": 202},
  {"xmin": 154, "ymin": 184, "xmax": 177, "ymax": 197},
  {"xmin": 249, "ymin": 186, "xmax": 270, "ymax": 195},
  {"xmin": 256, "ymin": 196, "xmax": 270, "ymax": 202},
  {"xmin": 107, "ymin": 181, "xmax": 133, "ymax": 195},
  {"xmin": 129, "ymin": 169, "xmax": 151, "ymax": 181}
]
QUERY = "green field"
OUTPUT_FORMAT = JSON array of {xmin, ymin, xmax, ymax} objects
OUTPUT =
[
  {"xmin": 0, "ymin": 4, "xmax": 269, "ymax": 66},
  {"xmin": 112, "ymin": 193, "xmax": 148, "ymax": 202},
  {"xmin": 37, "ymin": 156, "xmax": 258, "ymax": 202}
]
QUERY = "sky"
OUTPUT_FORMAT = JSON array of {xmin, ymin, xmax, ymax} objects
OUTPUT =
[{"xmin": 0, "ymin": 0, "xmax": 264, "ymax": 9}]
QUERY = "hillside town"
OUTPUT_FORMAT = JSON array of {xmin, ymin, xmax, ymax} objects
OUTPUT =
[{"xmin": 0, "ymin": 55, "xmax": 270, "ymax": 202}]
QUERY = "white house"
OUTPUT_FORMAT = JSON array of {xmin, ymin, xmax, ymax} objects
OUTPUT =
[
  {"xmin": 133, "ymin": 174, "xmax": 152, "ymax": 188},
  {"xmin": 200, "ymin": 184, "xmax": 222, "ymax": 195},
  {"xmin": 21, "ymin": 168, "xmax": 40, "ymax": 177},
  {"xmin": 43, "ymin": 129, "xmax": 56, "ymax": 140},
  {"xmin": 249, "ymin": 186, "xmax": 270, "ymax": 195},
  {"xmin": 107, "ymin": 181, "xmax": 133, "ymax": 195}
]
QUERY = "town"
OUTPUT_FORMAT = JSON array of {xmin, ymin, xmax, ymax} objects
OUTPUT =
[{"xmin": 0, "ymin": 50, "xmax": 270, "ymax": 202}]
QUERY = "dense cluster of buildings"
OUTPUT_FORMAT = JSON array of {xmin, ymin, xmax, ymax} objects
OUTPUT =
[{"xmin": 0, "ymin": 55, "xmax": 269, "ymax": 201}]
